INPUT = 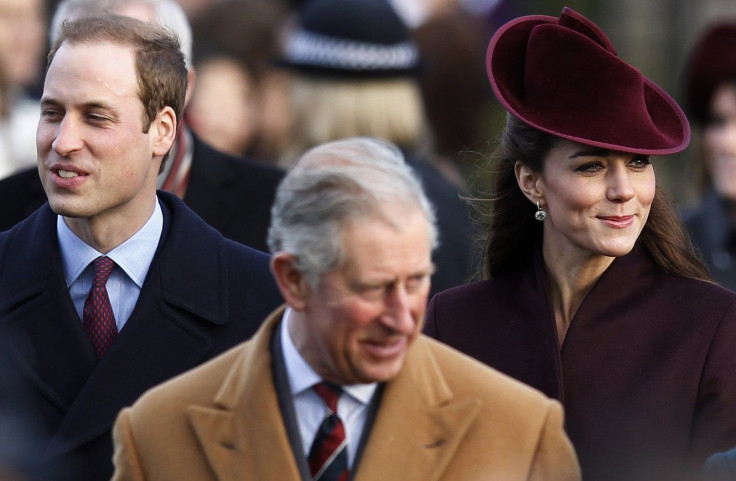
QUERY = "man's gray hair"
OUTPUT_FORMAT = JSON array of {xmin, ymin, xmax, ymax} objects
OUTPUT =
[
  {"xmin": 50, "ymin": 0, "xmax": 192, "ymax": 66},
  {"xmin": 268, "ymin": 137, "xmax": 439, "ymax": 288}
]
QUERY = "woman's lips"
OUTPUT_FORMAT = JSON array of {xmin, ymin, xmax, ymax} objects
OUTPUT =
[{"xmin": 599, "ymin": 215, "xmax": 634, "ymax": 228}]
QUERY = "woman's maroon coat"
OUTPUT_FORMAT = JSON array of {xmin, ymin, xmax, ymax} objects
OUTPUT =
[{"xmin": 424, "ymin": 245, "xmax": 736, "ymax": 481}]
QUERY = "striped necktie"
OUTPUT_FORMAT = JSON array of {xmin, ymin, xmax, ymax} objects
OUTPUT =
[{"xmin": 308, "ymin": 382, "xmax": 349, "ymax": 481}]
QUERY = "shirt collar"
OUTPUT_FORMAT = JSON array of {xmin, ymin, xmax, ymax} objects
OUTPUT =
[
  {"xmin": 280, "ymin": 307, "xmax": 377, "ymax": 405},
  {"xmin": 58, "ymin": 199, "xmax": 164, "ymax": 287}
]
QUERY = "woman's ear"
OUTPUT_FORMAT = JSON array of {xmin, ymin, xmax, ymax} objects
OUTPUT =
[{"xmin": 514, "ymin": 161, "xmax": 544, "ymax": 203}]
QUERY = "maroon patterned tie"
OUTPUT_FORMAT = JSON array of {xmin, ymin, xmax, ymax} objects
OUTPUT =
[
  {"xmin": 308, "ymin": 382, "xmax": 349, "ymax": 481},
  {"xmin": 82, "ymin": 256, "xmax": 117, "ymax": 360}
]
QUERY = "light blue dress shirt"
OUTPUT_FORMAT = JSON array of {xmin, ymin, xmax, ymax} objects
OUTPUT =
[
  {"xmin": 59, "ymin": 200, "xmax": 163, "ymax": 331},
  {"xmin": 281, "ymin": 307, "xmax": 377, "ymax": 468}
]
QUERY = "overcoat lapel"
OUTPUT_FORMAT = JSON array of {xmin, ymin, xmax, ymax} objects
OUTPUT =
[
  {"xmin": 185, "ymin": 310, "xmax": 483, "ymax": 481},
  {"xmin": 354, "ymin": 338, "xmax": 481, "ymax": 481},
  {"xmin": 188, "ymin": 308, "xmax": 303, "ymax": 481},
  {"xmin": 45, "ymin": 194, "xmax": 238, "ymax": 455},
  {"xmin": 0, "ymin": 195, "xmax": 239, "ymax": 457},
  {"xmin": 0, "ymin": 206, "xmax": 97, "ymax": 416},
  {"xmin": 46, "ymin": 266, "xmax": 215, "ymax": 456}
]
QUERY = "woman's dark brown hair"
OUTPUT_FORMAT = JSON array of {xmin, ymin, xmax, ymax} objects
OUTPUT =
[{"xmin": 474, "ymin": 114, "xmax": 711, "ymax": 282}]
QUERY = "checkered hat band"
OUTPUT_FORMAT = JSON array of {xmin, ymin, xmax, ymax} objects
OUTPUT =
[{"xmin": 284, "ymin": 29, "xmax": 419, "ymax": 71}]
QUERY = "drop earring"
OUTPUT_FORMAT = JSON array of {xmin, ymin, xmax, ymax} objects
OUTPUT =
[{"xmin": 535, "ymin": 201, "xmax": 546, "ymax": 221}]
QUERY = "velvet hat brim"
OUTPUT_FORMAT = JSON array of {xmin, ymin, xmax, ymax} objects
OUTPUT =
[{"xmin": 487, "ymin": 7, "xmax": 690, "ymax": 155}]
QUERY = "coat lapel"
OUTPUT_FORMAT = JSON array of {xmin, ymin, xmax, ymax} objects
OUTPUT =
[
  {"xmin": 45, "ymin": 195, "xmax": 238, "ymax": 456},
  {"xmin": 2, "ymin": 272, "xmax": 96, "ymax": 414},
  {"xmin": 354, "ymin": 338, "xmax": 481, "ymax": 481},
  {"xmin": 187, "ymin": 315, "xmax": 483, "ymax": 481},
  {"xmin": 46, "ymin": 284, "xmax": 215, "ymax": 455},
  {"xmin": 188, "ymin": 309, "xmax": 304, "ymax": 481},
  {"xmin": 0, "ymin": 206, "xmax": 97, "ymax": 415}
]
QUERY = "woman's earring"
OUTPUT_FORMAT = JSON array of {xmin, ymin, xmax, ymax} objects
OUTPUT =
[{"xmin": 535, "ymin": 201, "xmax": 547, "ymax": 221}]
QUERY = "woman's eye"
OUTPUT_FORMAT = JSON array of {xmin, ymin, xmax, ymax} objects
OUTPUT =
[
  {"xmin": 629, "ymin": 156, "xmax": 651, "ymax": 169},
  {"xmin": 576, "ymin": 162, "xmax": 603, "ymax": 173}
]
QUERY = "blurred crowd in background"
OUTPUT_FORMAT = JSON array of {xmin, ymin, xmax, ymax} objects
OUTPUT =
[
  {"xmin": 5, "ymin": 0, "xmax": 736, "ymax": 206},
  {"xmin": 0, "ymin": 0, "xmax": 501, "ymax": 183},
  {"xmin": 4, "ymin": 0, "xmax": 736, "ymax": 293}
]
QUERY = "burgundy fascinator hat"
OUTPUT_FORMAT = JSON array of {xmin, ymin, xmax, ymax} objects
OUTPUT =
[
  {"xmin": 685, "ymin": 22, "xmax": 736, "ymax": 125},
  {"xmin": 487, "ymin": 7, "xmax": 690, "ymax": 155}
]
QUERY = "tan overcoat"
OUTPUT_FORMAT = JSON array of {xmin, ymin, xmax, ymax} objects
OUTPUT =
[{"xmin": 111, "ymin": 306, "xmax": 581, "ymax": 481}]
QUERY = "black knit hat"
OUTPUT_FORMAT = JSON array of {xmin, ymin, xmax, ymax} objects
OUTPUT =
[{"xmin": 275, "ymin": 0, "xmax": 422, "ymax": 78}]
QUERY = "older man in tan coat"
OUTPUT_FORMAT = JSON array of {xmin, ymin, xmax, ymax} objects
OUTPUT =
[{"xmin": 111, "ymin": 137, "xmax": 580, "ymax": 481}]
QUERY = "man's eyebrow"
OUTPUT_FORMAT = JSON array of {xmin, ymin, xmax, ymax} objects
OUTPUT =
[
  {"xmin": 40, "ymin": 97, "xmax": 60, "ymax": 107},
  {"xmin": 40, "ymin": 97, "xmax": 118, "ymax": 111}
]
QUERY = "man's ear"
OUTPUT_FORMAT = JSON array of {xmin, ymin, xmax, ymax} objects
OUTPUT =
[
  {"xmin": 271, "ymin": 252, "xmax": 312, "ymax": 311},
  {"xmin": 514, "ymin": 161, "xmax": 544, "ymax": 203},
  {"xmin": 152, "ymin": 106, "xmax": 177, "ymax": 157}
]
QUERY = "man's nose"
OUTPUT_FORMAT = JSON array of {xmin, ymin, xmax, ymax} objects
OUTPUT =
[
  {"xmin": 382, "ymin": 285, "xmax": 415, "ymax": 334},
  {"xmin": 51, "ymin": 115, "xmax": 84, "ymax": 156}
]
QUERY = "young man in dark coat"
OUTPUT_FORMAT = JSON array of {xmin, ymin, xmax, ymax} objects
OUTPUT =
[
  {"xmin": 0, "ymin": 0, "xmax": 284, "ymax": 253},
  {"xmin": 0, "ymin": 15, "xmax": 282, "ymax": 481}
]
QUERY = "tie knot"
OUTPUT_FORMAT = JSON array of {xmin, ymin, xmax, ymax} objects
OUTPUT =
[
  {"xmin": 92, "ymin": 256, "xmax": 116, "ymax": 287},
  {"xmin": 313, "ymin": 381, "xmax": 342, "ymax": 413}
]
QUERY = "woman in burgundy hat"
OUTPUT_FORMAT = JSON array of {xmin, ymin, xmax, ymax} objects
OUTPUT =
[{"xmin": 423, "ymin": 7, "xmax": 736, "ymax": 481}]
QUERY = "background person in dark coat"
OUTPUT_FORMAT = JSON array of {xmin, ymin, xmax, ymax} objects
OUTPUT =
[
  {"xmin": 0, "ymin": 0, "xmax": 284, "ymax": 253},
  {"xmin": 423, "ymin": 8, "xmax": 736, "ymax": 481},
  {"xmin": 274, "ymin": 0, "xmax": 473, "ymax": 297},
  {"xmin": 0, "ymin": 16, "xmax": 282, "ymax": 481},
  {"xmin": 680, "ymin": 22, "xmax": 736, "ymax": 290}
]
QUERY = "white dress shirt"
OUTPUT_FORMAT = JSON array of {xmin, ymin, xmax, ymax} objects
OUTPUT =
[
  {"xmin": 280, "ymin": 307, "xmax": 378, "ymax": 468},
  {"xmin": 59, "ymin": 199, "xmax": 163, "ymax": 331}
]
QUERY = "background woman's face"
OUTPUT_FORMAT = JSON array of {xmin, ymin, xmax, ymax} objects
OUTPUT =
[
  {"xmin": 536, "ymin": 140, "xmax": 656, "ymax": 261},
  {"xmin": 705, "ymin": 83, "xmax": 736, "ymax": 200}
]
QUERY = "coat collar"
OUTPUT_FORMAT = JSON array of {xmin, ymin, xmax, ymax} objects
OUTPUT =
[
  {"xmin": 352, "ymin": 337, "xmax": 481, "ymax": 481},
  {"xmin": 188, "ymin": 307, "xmax": 301, "ymax": 481},
  {"xmin": 0, "ymin": 203, "xmax": 58, "ymax": 311},
  {"xmin": 562, "ymin": 241, "xmax": 656, "ymax": 325},
  {"xmin": 188, "ymin": 308, "xmax": 481, "ymax": 481},
  {"xmin": 1, "ymin": 192, "xmax": 232, "ymax": 325},
  {"xmin": 0, "ymin": 194, "xmax": 240, "ymax": 455},
  {"xmin": 155, "ymin": 190, "xmax": 233, "ymax": 324}
]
